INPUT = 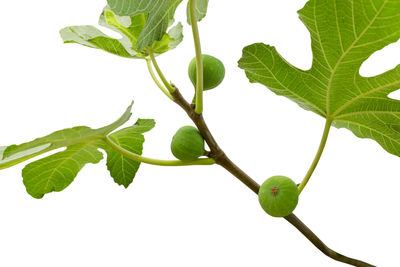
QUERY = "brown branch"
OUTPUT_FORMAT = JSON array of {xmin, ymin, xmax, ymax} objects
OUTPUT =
[
  {"xmin": 285, "ymin": 214, "xmax": 375, "ymax": 266},
  {"xmin": 171, "ymin": 88, "xmax": 376, "ymax": 267},
  {"xmin": 172, "ymin": 89, "xmax": 260, "ymax": 193}
]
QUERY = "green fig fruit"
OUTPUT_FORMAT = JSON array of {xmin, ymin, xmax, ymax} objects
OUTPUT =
[
  {"xmin": 188, "ymin": 54, "xmax": 225, "ymax": 90},
  {"xmin": 171, "ymin": 126, "xmax": 205, "ymax": 161},
  {"xmin": 258, "ymin": 176, "xmax": 299, "ymax": 217}
]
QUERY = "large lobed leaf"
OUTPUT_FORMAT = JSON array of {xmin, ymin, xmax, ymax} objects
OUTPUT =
[
  {"xmin": 60, "ymin": 6, "xmax": 183, "ymax": 58},
  {"xmin": 107, "ymin": 0, "xmax": 183, "ymax": 51},
  {"xmin": 239, "ymin": 0, "xmax": 400, "ymax": 157},
  {"xmin": 0, "ymin": 103, "xmax": 155, "ymax": 198}
]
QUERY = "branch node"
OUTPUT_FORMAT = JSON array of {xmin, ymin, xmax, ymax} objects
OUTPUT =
[{"xmin": 210, "ymin": 149, "xmax": 225, "ymax": 162}]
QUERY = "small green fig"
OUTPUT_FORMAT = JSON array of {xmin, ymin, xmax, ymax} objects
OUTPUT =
[
  {"xmin": 188, "ymin": 54, "xmax": 225, "ymax": 90},
  {"xmin": 258, "ymin": 176, "xmax": 299, "ymax": 217},
  {"xmin": 171, "ymin": 126, "xmax": 205, "ymax": 161}
]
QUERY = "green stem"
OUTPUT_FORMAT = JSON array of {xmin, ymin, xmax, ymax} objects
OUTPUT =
[
  {"xmin": 298, "ymin": 118, "xmax": 333, "ymax": 194},
  {"xmin": 189, "ymin": 0, "xmax": 204, "ymax": 114},
  {"xmin": 104, "ymin": 136, "xmax": 215, "ymax": 167},
  {"xmin": 148, "ymin": 51, "xmax": 176, "ymax": 94},
  {"xmin": 146, "ymin": 59, "xmax": 173, "ymax": 100}
]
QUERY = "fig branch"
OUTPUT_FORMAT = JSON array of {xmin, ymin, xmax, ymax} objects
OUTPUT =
[
  {"xmin": 170, "ymin": 88, "xmax": 259, "ymax": 194},
  {"xmin": 285, "ymin": 214, "xmax": 375, "ymax": 267},
  {"xmin": 169, "ymin": 88, "xmax": 375, "ymax": 267},
  {"xmin": 141, "ymin": 6, "xmax": 373, "ymax": 265}
]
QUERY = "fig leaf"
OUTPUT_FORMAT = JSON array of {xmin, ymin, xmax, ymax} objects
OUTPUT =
[
  {"xmin": 239, "ymin": 0, "xmax": 400, "ymax": 157},
  {"xmin": 0, "ymin": 103, "xmax": 155, "ymax": 198},
  {"xmin": 60, "ymin": 6, "xmax": 183, "ymax": 58},
  {"xmin": 105, "ymin": 119, "xmax": 155, "ymax": 188},
  {"xmin": 107, "ymin": 0, "xmax": 183, "ymax": 51}
]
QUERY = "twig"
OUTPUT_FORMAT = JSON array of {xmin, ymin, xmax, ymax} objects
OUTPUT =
[
  {"xmin": 171, "ymin": 88, "xmax": 375, "ymax": 267},
  {"xmin": 285, "ymin": 214, "xmax": 375, "ymax": 266}
]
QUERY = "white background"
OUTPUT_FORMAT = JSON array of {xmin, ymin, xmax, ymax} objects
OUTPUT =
[{"xmin": 1, "ymin": 0, "xmax": 399, "ymax": 266}]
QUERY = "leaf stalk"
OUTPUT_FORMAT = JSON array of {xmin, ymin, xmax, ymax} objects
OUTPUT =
[
  {"xmin": 298, "ymin": 118, "xmax": 333, "ymax": 194},
  {"xmin": 146, "ymin": 59, "xmax": 173, "ymax": 100},
  {"xmin": 148, "ymin": 51, "xmax": 176, "ymax": 94},
  {"xmin": 189, "ymin": 0, "xmax": 204, "ymax": 114},
  {"xmin": 104, "ymin": 136, "xmax": 215, "ymax": 166}
]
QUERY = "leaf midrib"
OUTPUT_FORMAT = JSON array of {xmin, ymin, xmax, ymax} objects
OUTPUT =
[
  {"xmin": 110, "ymin": 137, "xmax": 128, "ymax": 184},
  {"xmin": 139, "ymin": 0, "xmax": 180, "ymax": 46},
  {"xmin": 336, "ymin": 109, "xmax": 400, "ymax": 119},
  {"xmin": 42, "ymin": 141, "xmax": 100, "ymax": 194},
  {"xmin": 326, "ymin": 0, "xmax": 388, "ymax": 116},
  {"xmin": 0, "ymin": 134, "xmax": 105, "ymax": 171},
  {"xmin": 335, "ymin": 118, "xmax": 400, "ymax": 150},
  {"xmin": 332, "ymin": 79, "xmax": 400, "ymax": 117}
]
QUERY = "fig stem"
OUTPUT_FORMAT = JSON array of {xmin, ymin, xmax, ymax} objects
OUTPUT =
[
  {"xmin": 284, "ymin": 214, "xmax": 376, "ymax": 267},
  {"xmin": 170, "ymin": 88, "xmax": 374, "ymax": 267},
  {"xmin": 104, "ymin": 136, "xmax": 215, "ymax": 166},
  {"xmin": 148, "ymin": 50, "xmax": 176, "ymax": 94},
  {"xmin": 145, "ymin": 59, "xmax": 173, "ymax": 100},
  {"xmin": 298, "ymin": 118, "xmax": 333, "ymax": 194},
  {"xmin": 189, "ymin": 0, "xmax": 204, "ymax": 114}
]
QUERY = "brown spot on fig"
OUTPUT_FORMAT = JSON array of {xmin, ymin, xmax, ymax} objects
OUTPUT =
[{"xmin": 271, "ymin": 187, "xmax": 279, "ymax": 195}]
